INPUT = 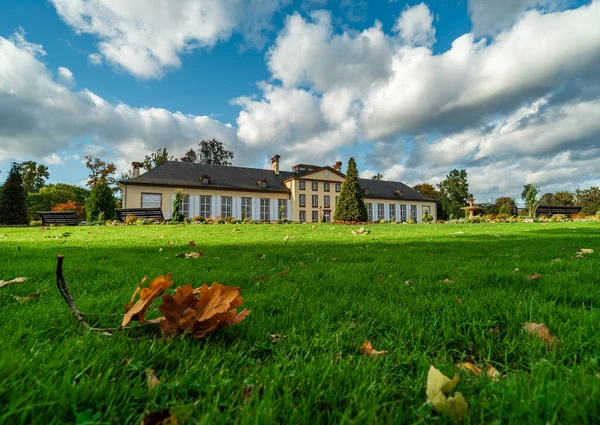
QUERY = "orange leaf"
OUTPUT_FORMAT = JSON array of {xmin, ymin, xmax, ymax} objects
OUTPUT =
[
  {"xmin": 146, "ymin": 369, "xmax": 160, "ymax": 389},
  {"xmin": 458, "ymin": 362, "xmax": 481, "ymax": 376},
  {"xmin": 125, "ymin": 276, "xmax": 147, "ymax": 311},
  {"xmin": 486, "ymin": 365, "xmax": 500, "ymax": 382},
  {"xmin": 188, "ymin": 241, "xmax": 196, "ymax": 247},
  {"xmin": 523, "ymin": 322, "xmax": 559, "ymax": 348},
  {"xmin": 122, "ymin": 274, "xmax": 174, "ymax": 327},
  {"xmin": 359, "ymin": 340, "xmax": 388, "ymax": 357},
  {"xmin": 527, "ymin": 273, "xmax": 542, "ymax": 280}
]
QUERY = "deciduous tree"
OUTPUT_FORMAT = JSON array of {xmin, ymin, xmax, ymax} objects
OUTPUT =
[
  {"xmin": 142, "ymin": 148, "xmax": 174, "ymax": 171},
  {"xmin": 180, "ymin": 149, "xmax": 198, "ymax": 163},
  {"xmin": 17, "ymin": 161, "xmax": 49, "ymax": 193},
  {"xmin": 575, "ymin": 186, "xmax": 600, "ymax": 215},
  {"xmin": 334, "ymin": 157, "xmax": 368, "ymax": 222},
  {"xmin": 86, "ymin": 181, "xmax": 116, "ymax": 221},
  {"xmin": 438, "ymin": 169, "xmax": 469, "ymax": 219},
  {"xmin": 198, "ymin": 139, "xmax": 234, "ymax": 166},
  {"xmin": 494, "ymin": 197, "xmax": 517, "ymax": 215},
  {"xmin": 85, "ymin": 156, "xmax": 116, "ymax": 188}
]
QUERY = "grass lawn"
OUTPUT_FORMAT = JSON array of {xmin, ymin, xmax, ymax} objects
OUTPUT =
[{"xmin": 1, "ymin": 222, "xmax": 600, "ymax": 424}]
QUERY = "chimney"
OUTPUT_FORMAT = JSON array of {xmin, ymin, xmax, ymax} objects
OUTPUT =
[
  {"xmin": 131, "ymin": 161, "xmax": 142, "ymax": 178},
  {"xmin": 271, "ymin": 155, "xmax": 280, "ymax": 175},
  {"xmin": 333, "ymin": 161, "xmax": 342, "ymax": 171}
]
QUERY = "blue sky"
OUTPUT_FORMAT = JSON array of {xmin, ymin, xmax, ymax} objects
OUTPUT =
[{"xmin": 0, "ymin": 0, "xmax": 598, "ymax": 202}]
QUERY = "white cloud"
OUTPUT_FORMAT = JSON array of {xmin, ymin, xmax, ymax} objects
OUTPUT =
[
  {"xmin": 88, "ymin": 53, "xmax": 102, "ymax": 65},
  {"xmin": 393, "ymin": 3, "xmax": 436, "ymax": 47},
  {"xmin": 57, "ymin": 66, "xmax": 75, "ymax": 86},
  {"xmin": 51, "ymin": 0, "xmax": 288, "ymax": 79},
  {"xmin": 0, "ymin": 30, "xmax": 246, "ymax": 174}
]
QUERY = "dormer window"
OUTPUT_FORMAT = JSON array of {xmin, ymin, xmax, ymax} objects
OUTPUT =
[
  {"xmin": 394, "ymin": 190, "xmax": 403, "ymax": 196},
  {"xmin": 200, "ymin": 175, "xmax": 210, "ymax": 185},
  {"xmin": 258, "ymin": 180, "xmax": 268, "ymax": 188},
  {"xmin": 363, "ymin": 188, "xmax": 369, "ymax": 195}
]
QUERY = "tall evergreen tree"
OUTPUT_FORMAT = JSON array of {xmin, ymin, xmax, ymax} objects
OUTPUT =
[
  {"xmin": 0, "ymin": 163, "xmax": 29, "ymax": 225},
  {"xmin": 334, "ymin": 157, "xmax": 368, "ymax": 222},
  {"xmin": 85, "ymin": 181, "xmax": 116, "ymax": 221}
]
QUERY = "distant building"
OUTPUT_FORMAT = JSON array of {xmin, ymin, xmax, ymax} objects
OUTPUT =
[{"xmin": 120, "ymin": 156, "xmax": 437, "ymax": 222}]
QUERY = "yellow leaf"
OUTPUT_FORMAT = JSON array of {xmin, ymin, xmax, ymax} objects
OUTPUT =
[
  {"xmin": 527, "ymin": 272, "xmax": 542, "ymax": 280},
  {"xmin": 458, "ymin": 362, "xmax": 481, "ymax": 376},
  {"xmin": 359, "ymin": 340, "xmax": 388, "ymax": 357},
  {"xmin": 486, "ymin": 364, "xmax": 501, "ymax": 382},
  {"xmin": 579, "ymin": 248, "xmax": 594, "ymax": 254},
  {"xmin": 523, "ymin": 322, "xmax": 559, "ymax": 348},
  {"xmin": 146, "ymin": 369, "xmax": 159, "ymax": 389},
  {"xmin": 0, "ymin": 277, "xmax": 27, "ymax": 288},
  {"xmin": 122, "ymin": 274, "xmax": 174, "ymax": 327},
  {"xmin": 426, "ymin": 366, "xmax": 466, "ymax": 419}
]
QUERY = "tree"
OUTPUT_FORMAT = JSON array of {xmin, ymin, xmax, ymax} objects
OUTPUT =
[
  {"xmin": 521, "ymin": 184, "xmax": 536, "ymax": 202},
  {"xmin": 334, "ymin": 157, "xmax": 368, "ymax": 222},
  {"xmin": 198, "ymin": 139, "xmax": 234, "ymax": 166},
  {"xmin": 27, "ymin": 184, "xmax": 90, "ymax": 221},
  {"xmin": 553, "ymin": 191, "xmax": 575, "ymax": 206},
  {"xmin": 180, "ymin": 148, "xmax": 198, "ymax": 163},
  {"xmin": 438, "ymin": 169, "xmax": 469, "ymax": 219},
  {"xmin": 539, "ymin": 192, "xmax": 555, "ymax": 205},
  {"xmin": 52, "ymin": 200, "xmax": 86, "ymax": 220},
  {"xmin": 494, "ymin": 197, "xmax": 517, "ymax": 215},
  {"xmin": 524, "ymin": 184, "xmax": 540, "ymax": 218},
  {"xmin": 85, "ymin": 156, "xmax": 117, "ymax": 188},
  {"xmin": 172, "ymin": 188, "xmax": 185, "ymax": 223},
  {"xmin": 0, "ymin": 163, "xmax": 29, "ymax": 225},
  {"xmin": 575, "ymin": 186, "xmax": 600, "ymax": 215},
  {"xmin": 17, "ymin": 161, "xmax": 49, "ymax": 193},
  {"xmin": 142, "ymin": 148, "xmax": 174, "ymax": 171},
  {"xmin": 413, "ymin": 183, "xmax": 439, "ymax": 198},
  {"xmin": 371, "ymin": 173, "xmax": 383, "ymax": 181},
  {"xmin": 86, "ymin": 181, "xmax": 116, "ymax": 221}
]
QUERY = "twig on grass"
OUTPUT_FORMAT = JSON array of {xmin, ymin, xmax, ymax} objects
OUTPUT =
[{"xmin": 558, "ymin": 245, "xmax": 582, "ymax": 252}]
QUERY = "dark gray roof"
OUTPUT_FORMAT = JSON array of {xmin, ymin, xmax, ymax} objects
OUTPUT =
[
  {"xmin": 359, "ymin": 179, "xmax": 436, "ymax": 202},
  {"xmin": 121, "ymin": 161, "xmax": 290, "ymax": 193},
  {"xmin": 120, "ymin": 161, "xmax": 436, "ymax": 201}
]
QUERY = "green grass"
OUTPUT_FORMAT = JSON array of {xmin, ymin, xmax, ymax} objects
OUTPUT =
[{"xmin": 1, "ymin": 222, "xmax": 599, "ymax": 424}]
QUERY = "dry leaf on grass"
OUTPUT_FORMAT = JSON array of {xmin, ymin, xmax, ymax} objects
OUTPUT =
[
  {"xmin": 458, "ymin": 363, "xmax": 500, "ymax": 382},
  {"xmin": 405, "ymin": 280, "xmax": 415, "ymax": 286},
  {"xmin": 441, "ymin": 278, "xmax": 453, "ymax": 284},
  {"xmin": 188, "ymin": 241, "xmax": 196, "ymax": 247},
  {"xmin": 13, "ymin": 289, "xmax": 47, "ymax": 303},
  {"xmin": 513, "ymin": 268, "xmax": 520, "ymax": 272},
  {"xmin": 146, "ymin": 369, "xmax": 160, "ymax": 389},
  {"xmin": 159, "ymin": 282, "xmax": 251, "ymax": 339},
  {"xmin": 175, "ymin": 252, "xmax": 205, "ymax": 259},
  {"xmin": 352, "ymin": 226, "xmax": 370, "ymax": 235},
  {"xmin": 551, "ymin": 258, "xmax": 561, "ymax": 263},
  {"xmin": 257, "ymin": 254, "xmax": 266, "ymax": 260},
  {"xmin": 270, "ymin": 334, "xmax": 285, "ymax": 343},
  {"xmin": 359, "ymin": 340, "xmax": 388, "ymax": 357},
  {"xmin": 0, "ymin": 277, "xmax": 27, "ymax": 288},
  {"xmin": 527, "ymin": 273, "xmax": 542, "ymax": 280},
  {"xmin": 523, "ymin": 322, "xmax": 559, "ymax": 348},
  {"xmin": 140, "ymin": 409, "xmax": 179, "ymax": 425},
  {"xmin": 426, "ymin": 365, "xmax": 468, "ymax": 420},
  {"xmin": 122, "ymin": 274, "xmax": 174, "ymax": 327},
  {"xmin": 579, "ymin": 248, "xmax": 594, "ymax": 254},
  {"xmin": 512, "ymin": 254, "xmax": 520, "ymax": 259},
  {"xmin": 455, "ymin": 296, "xmax": 465, "ymax": 304}
]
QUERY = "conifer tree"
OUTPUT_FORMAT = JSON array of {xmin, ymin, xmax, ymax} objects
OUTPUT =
[
  {"xmin": 85, "ymin": 181, "xmax": 116, "ymax": 221},
  {"xmin": 0, "ymin": 163, "xmax": 29, "ymax": 225},
  {"xmin": 334, "ymin": 157, "xmax": 368, "ymax": 222}
]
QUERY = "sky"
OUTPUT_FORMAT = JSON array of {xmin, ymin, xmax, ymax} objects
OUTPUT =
[{"xmin": 0, "ymin": 0, "xmax": 599, "ymax": 202}]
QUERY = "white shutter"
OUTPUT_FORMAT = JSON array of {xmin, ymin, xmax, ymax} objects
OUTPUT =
[
  {"xmin": 234, "ymin": 197, "xmax": 242, "ymax": 219},
  {"xmin": 166, "ymin": 194, "xmax": 174, "ymax": 220},
  {"xmin": 253, "ymin": 198, "xmax": 260, "ymax": 220},
  {"xmin": 415, "ymin": 205, "xmax": 420, "ymax": 222},
  {"xmin": 384, "ymin": 204, "xmax": 389, "ymax": 221},
  {"xmin": 286, "ymin": 199, "xmax": 292, "ymax": 220},
  {"xmin": 211, "ymin": 196, "xmax": 218, "ymax": 218},
  {"xmin": 270, "ymin": 199, "xmax": 276, "ymax": 221}
]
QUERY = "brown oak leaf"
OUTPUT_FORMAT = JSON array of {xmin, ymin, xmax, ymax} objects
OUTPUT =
[
  {"xmin": 523, "ymin": 322, "xmax": 559, "ymax": 348},
  {"xmin": 159, "ymin": 282, "xmax": 251, "ymax": 339},
  {"xmin": 122, "ymin": 274, "xmax": 174, "ymax": 327},
  {"xmin": 527, "ymin": 273, "xmax": 542, "ymax": 280},
  {"xmin": 359, "ymin": 340, "xmax": 388, "ymax": 357}
]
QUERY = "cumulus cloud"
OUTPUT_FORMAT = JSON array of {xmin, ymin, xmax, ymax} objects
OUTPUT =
[
  {"xmin": 51, "ymin": 0, "xmax": 288, "ymax": 79},
  {"xmin": 393, "ymin": 3, "xmax": 436, "ymax": 47},
  {"xmin": 0, "ymin": 30, "xmax": 247, "ymax": 173},
  {"xmin": 57, "ymin": 66, "xmax": 75, "ymax": 86}
]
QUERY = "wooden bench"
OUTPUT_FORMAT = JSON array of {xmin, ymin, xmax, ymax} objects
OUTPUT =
[
  {"xmin": 116, "ymin": 208, "xmax": 165, "ymax": 222},
  {"xmin": 39, "ymin": 211, "xmax": 81, "ymax": 226},
  {"xmin": 535, "ymin": 204, "xmax": 582, "ymax": 217}
]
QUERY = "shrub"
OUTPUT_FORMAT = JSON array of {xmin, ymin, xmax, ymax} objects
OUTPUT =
[
  {"xmin": 52, "ymin": 200, "xmax": 86, "ymax": 220},
  {"xmin": 469, "ymin": 216, "xmax": 484, "ymax": 223},
  {"xmin": 379, "ymin": 218, "xmax": 387, "ymax": 224},
  {"xmin": 171, "ymin": 188, "xmax": 185, "ymax": 223},
  {"xmin": 86, "ymin": 181, "xmax": 116, "ymax": 221},
  {"xmin": 0, "ymin": 163, "xmax": 28, "ymax": 225},
  {"xmin": 496, "ymin": 213, "xmax": 510, "ymax": 221},
  {"xmin": 422, "ymin": 213, "xmax": 433, "ymax": 223},
  {"xmin": 550, "ymin": 214, "xmax": 567, "ymax": 222},
  {"xmin": 243, "ymin": 217, "xmax": 252, "ymax": 224}
]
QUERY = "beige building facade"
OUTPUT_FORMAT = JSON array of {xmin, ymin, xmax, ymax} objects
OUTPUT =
[{"xmin": 121, "ymin": 157, "xmax": 437, "ymax": 223}]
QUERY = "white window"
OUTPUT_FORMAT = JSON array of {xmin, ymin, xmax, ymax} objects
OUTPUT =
[
  {"xmin": 299, "ymin": 210, "xmax": 306, "ymax": 222},
  {"xmin": 312, "ymin": 195, "xmax": 318, "ymax": 207},
  {"xmin": 260, "ymin": 198, "xmax": 270, "ymax": 221},
  {"xmin": 312, "ymin": 211, "xmax": 319, "ymax": 222},
  {"xmin": 377, "ymin": 204, "xmax": 384, "ymax": 220},
  {"xmin": 142, "ymin": 193, "xmax": 161, "ymax": 209},
  {"xmin": 201, "ymin": 177, "xmax": 209, "ymax": 184},
  {"xmin": 199, "ymin": 196, "xmax": 211, "ymax": 218},
  {"xmin": 179, "ymin": 195, "xmax": 190, "ymax": 218},
  {"xmin": 221, "ymin": 196, "xmax": 232, "ymax": 218},
  {"xmin": 324, "ymin": 196, "xmax": 330, "ymax": 208},
  {"xmin": 335, "ymin": 183, "xmax": 341, "ymax": 192},
  {"xmin": 299, "ymin": 181, "xmax": 306, "ymax": 190},
  {"xmin": 400, "ymin": 204, "xmax": 407, "ymax": 221},
  {"xmin": 410, "ymin": 205, "xmax": 417, "ymax": 221},
  {"xmin": 241, "ymin": 197, "xmax": 252, "ymax": 218},
  {"xmin": 299, "ymin": 194, "xmax": 306, "ymax": 207},
  {"xmin": 366, "ymin": 203, "xmax": 372, "ymax": 222},
  {"xmin": 324, "ymin": 183, "xmax": 330, "ymax": 192},
  {"xmin": 423, "ymin": 205, "xmax": 431, "ymax": 216},
  {"xmin": 278, "ymin": 199, "xmax": 287, "ymax": 220},
  {"xmin": 312, "ymin": 182, "xmax": 318, "ymax": 191},
  {"xmin": 389, "ymin": 204, "xmax": 395, "ymax": 221},
  {"xmin": 323, "ymin": 210, "xmax": 331, "ymax": 223}
]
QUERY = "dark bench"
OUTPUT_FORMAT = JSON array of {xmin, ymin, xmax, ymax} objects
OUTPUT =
[
  {"xmin": 535, "ymin": 204, "xmax": 582, "ymax": 217},
  {"xmin": 116, "ymin": 208, "xmax": 165, "ymax": 222},
  {"xmin": 39, "ymin": 211, "xmax": 81, "ymax": 226}
]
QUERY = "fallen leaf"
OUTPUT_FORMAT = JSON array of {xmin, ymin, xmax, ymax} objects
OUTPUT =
[
  {"xmin": 13, "ymin": 289, "xmax": 47, "ymax": 303},
  {"xmin": 188, "ymin": 241, "xmax": 196, "ymax": 247},
  {"xmin": 441, "ymin": 278, "xmax": 453, "ymax": 284},
  {"xmin": 523, "ymin": 322, "xmax": 559, "ymax": 348},
  {"xmin": 0, "ymin": 277, "xmax": 27, "ymax": 288},
  {"xmin": 551, "ymin": 258, "xmax": 561, "ymax": 263},
  {"xmin": 312, "ymin": 225, "xmax": 317, "ymax": 230},
  {"xmin": 426, "ymin": 365, "xmax": 467, "ymax": 419},
  {"xmin": 488, "ymin": 327, "xmax": 500, "ymax": 335},
  {"xmin": 140, "ymin": 409, "xmax": 179, "ymax": 425},
  {"xmin": 159, "ymin": 248, "xmax": 163, "ymax": 252},
  {"xmin": 166, "ymin": 242, "xmax": 173, "ymax": 246},
  {"xmin": 486, "ymin": 365, "xmax": 501, "ymax": 382},
  {"xmin": 512, "ymin": 254, "xmax": 520, "ymax": 259},
  {"xmin": 122, "ymin": 274, "xmax": 174, "ymax": 327},
  {"xmin": 378, "ymin": 274, "xmax": 384, "ymax": 280},
  {"xmin": 270, "ymin": 334, "xmax": 285, "ymax": 343},
  {"xmin": 175, "ymin": 252, "xmax": 205, "ymax": 259},
  {"xmin": 284, "ymin": 235, "xmax": 290, "ymax": 240},
  {"xmin": 257, "ymin": 254, "xmax": 266, "ymax": 260},
  {"xmin": 579, "ymin": 248, "xmax": 594, "ymax": 254},
  {"xmin": 455, "ymin": 296, "xmax": 464, "ymax": 304},
  {"xmin": 458, "ymin": 362, "xmax": 481, "ymax": 376},
  {"xmin": 332, "ymin": 257, "xmax": 339, "ymax": 261},
  {"xmin": 527, "ymin": 273, "xmax": 542, "ymax": 280},
  {"xmin": 359, "ymin": 340, "xmax": 388, "ymax": 357},
  {"xmin": 352, "ymin": 226, "xmax": 370, "ymax": 235},
  {"xmin": 146, "ymin": 369, "xmax": 160, "ymax": 389},
  {"xmin": 405, "ymin": 280, "xmax": 415, "ymax": 286},
  {"xmin": 125, "ymin": 276, "xmax": 148, "ymax": 311},
  {"xmin": 159, "ymin": 282, "xmax": 251, "ymax": 339},
  {"xmin": 513, "ymin": 268, "xmax": 520, "ymax": 272},
  {"xmin": 232, "ymin": 228, "xmax": 242, "ymax": 232}
]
